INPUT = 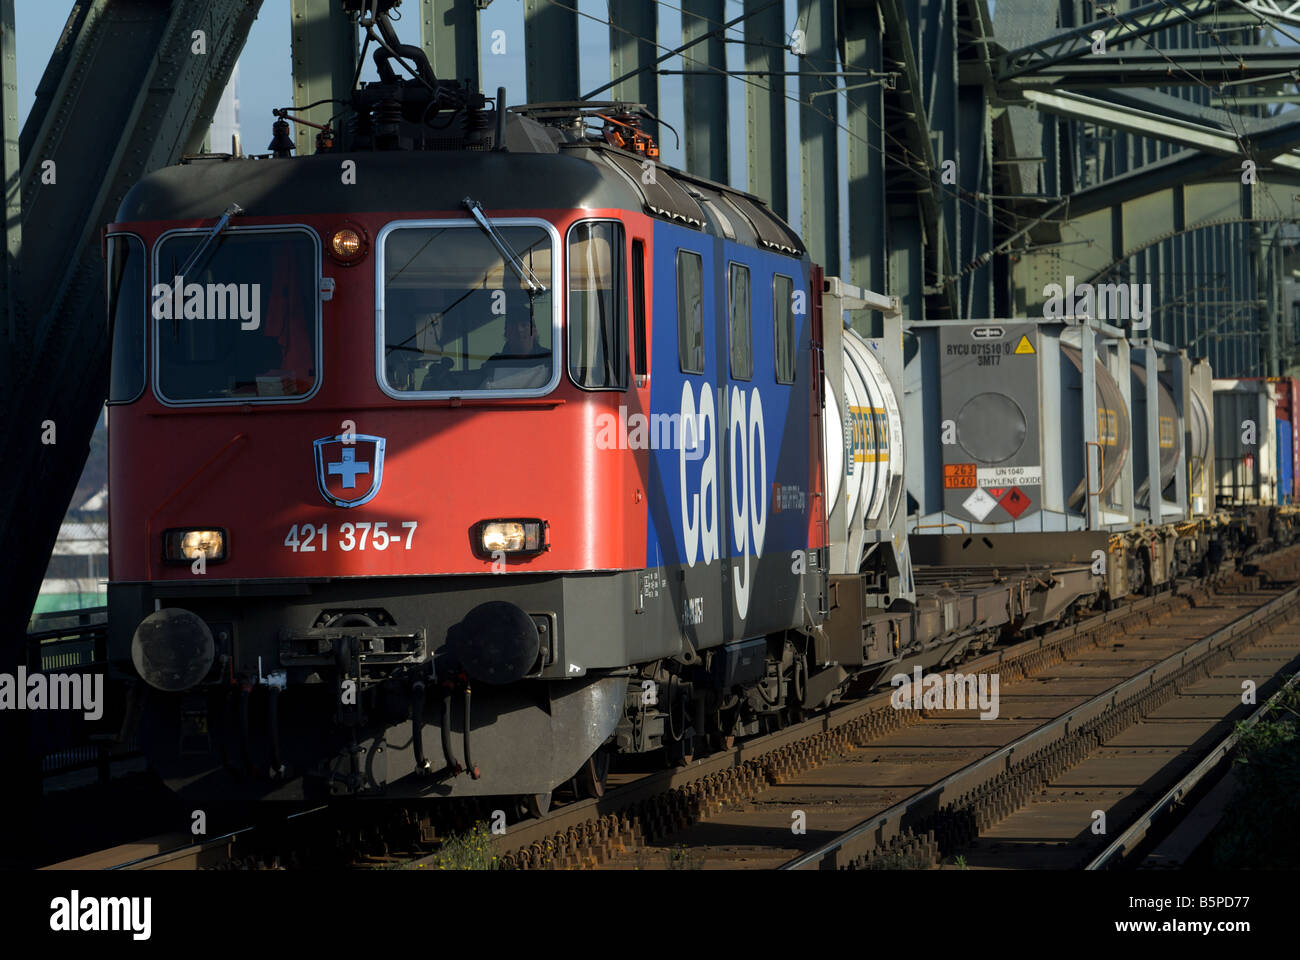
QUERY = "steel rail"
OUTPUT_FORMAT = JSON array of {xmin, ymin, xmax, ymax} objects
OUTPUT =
[
  {"xmin": 477, "ymin": 586, "xmax": 1189, "ymax": 865},
  {"xmin": 1085, "ymin": 665, "xmax": 1300, "ymax": 869},
  {"xmin": 779, "ymin": 582, "xmax": 1300, "ymax": 870}
]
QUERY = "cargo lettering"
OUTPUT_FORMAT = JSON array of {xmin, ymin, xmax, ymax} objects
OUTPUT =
[
  {"xmin": 679, "ymin": 381, "xmax": 719, "ymax": 569},
  {"xmin": 678, "ymin": 381, "xmax": 769, "ymax": 622},
  {"xmin": 728, "ymin": 385, "xmax": 768, "ymax": 621}
]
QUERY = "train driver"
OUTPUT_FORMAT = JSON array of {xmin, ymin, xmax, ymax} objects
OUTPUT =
[{"xmin": 479, "ymin": 313, "xmax": 551, "ymax": 389}]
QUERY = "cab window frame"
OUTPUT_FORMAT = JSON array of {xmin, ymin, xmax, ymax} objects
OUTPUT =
[
  {"xmin": 565, "ymin": 218, "xmax": 629, "ymax": 392},
  {"xmin": 773, "ymin": 272, "xmax": 796, "ymax": 385},
  {"xmin": 106, "ymin": 231, "xmax": 147, "ymax": 405},
  {"xmin": 728, "ymin": 261, "xmax": 752, "ymax": 381},
  {"xmin": 631, "ymin": 238, "xmax": 648, "ymax": 382},
  {"xmin": 151, "ymin": 223, "xmax": 323, "ymax": 407},
  {"xmin": 676, "ymin": 248, "xmax": 704, "ymax": 376},
  {"xmin": 374, "ymin": 217, "xmax": 562, "ymax": 401}
]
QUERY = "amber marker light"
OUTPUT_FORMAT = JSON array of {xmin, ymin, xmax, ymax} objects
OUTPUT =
[{"xmin": 328, "ymin": 223, "xmax": 368, "ymax": 265}]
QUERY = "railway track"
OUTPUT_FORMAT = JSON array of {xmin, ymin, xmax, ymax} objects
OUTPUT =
[
  {"xmin": 465, "ymin": 548, "xmax": 1300, "ymax": 870},
  {"xmin": 43, "ymin": 804, "xmax": 335, "ymax": 871},
  {"xmin": 42, "ymin": 545, "xmax": 1300, "ymax": 872},
  {"xmin": 1085, "ymin": 669, "xmax": 1300, "ymax": 871},
  {"xmin": 779, "ymin": 579, "xmax": 1300, "ymax": 870}
]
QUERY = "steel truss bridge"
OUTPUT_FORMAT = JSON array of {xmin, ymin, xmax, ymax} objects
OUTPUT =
[{"xmin": 4, "ymin": 0, "xmax": 1300, "ymax": 645}]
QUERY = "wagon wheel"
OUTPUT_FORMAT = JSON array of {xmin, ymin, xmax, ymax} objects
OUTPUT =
[
  {"xmin": 523, "ymin": 791, "xmax": 552, "ymax": 819},
  {"xmin": 707, "ymin": 707, "xmax": 737, "ymax": 752},
  {"xmin": 576, "ymin": 749, "xmax": 611, "ymax": 799},
  {"xmin": 665, "ymin": 734, "xmax": 694, "ymax": 767}
]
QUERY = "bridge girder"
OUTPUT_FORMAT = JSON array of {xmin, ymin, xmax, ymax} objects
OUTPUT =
[{"xmin": 0, "ymin": 0, "xmax": 262, "ymax": 638}]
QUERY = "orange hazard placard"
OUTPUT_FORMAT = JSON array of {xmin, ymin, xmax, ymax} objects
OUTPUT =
[{"xmin": 943, "ymin": 463, "xmax": 977, "ymax": 489}]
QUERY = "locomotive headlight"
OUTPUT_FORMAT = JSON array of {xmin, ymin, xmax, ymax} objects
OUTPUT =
[
  {"xmin": 163, "ymin": 528, "xmax": 227, "ymax": 563},
  {"xmin": 478, "ymin": 519, "xmax": 547, "ymax": 556},
  {"xmin": 327, "ymin": 223, "xmax": 369, "ymax": 265}
]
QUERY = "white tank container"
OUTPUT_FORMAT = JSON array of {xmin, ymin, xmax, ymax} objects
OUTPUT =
[{"xmin": 823, "ymin": 327, "xmax": 905, "ymax": 544}]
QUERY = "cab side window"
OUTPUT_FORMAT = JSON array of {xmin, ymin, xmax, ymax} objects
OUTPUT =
[
  {"xmin": 632, "ymin": 239, "xmax": 647, "ymax": 379},
  {"xmin": 774, "ymin": 274, "xmax": 795, "ymax": 384},
  {"xmin": 729, "ymin": 263, "xmax": 752, "ymax": 380},
  {"xmin": 677, "ymin": 250, "xmax": 703, "ymax": 374},
  {"xmin": 568, "ymin": 220, "xmax": 627, "ymax": 389}
]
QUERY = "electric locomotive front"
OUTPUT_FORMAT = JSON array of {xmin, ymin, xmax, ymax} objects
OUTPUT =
[
  {"xmin": 106, "ymin": 142, "xmax": 677, "ymax": 803},
  {"xmin": 106, "ymin": 103, "xmax": 828, "ymax": 808}
]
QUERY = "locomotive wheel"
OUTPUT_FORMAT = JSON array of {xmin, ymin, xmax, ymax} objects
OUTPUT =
[
  {"xmin": 576, "ymin": 749, "xmax": 610, "ymax": 799},
  {"xmin": 787, "ymin": 657, "xmax": 808, "ymax": 723}
]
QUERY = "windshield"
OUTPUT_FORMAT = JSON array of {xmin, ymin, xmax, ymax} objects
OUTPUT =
[
  {"xmin": 380, "ymin": 223, "xmax": 555, "ymax": 395},
  {"xmin": 154, "ymin": 228, "xmax": 319, "ymax": 402}
]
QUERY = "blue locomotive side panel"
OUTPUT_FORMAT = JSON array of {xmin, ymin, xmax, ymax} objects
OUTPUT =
[{"xmin": 642, "ymin": 219, "xmax": 815, "ymax": 647}]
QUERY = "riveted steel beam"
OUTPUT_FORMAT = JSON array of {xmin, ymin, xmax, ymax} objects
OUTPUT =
[
  {"xmin": 0, "ymin": 0, "xmax": 263, "ymax": 641},
  {"xmin": 524, "ymin": 0, "xmax": 579, "ymax": 103},
  {"xmin": 997, "ymin": 0, "xmax": 1222, "ymax": 81},
  {"xmin": 744, "ymin": 0, "xmax": 786, "ymax": 218},
  {"xmin": 292, "ymin": 0, "xmax": 359, "ymax": 133},
  {"xmin": 609, "ymin": 0, "xmax": 658, "ymax": 119},
  {"xmin": 843, "ymin": 1, "xmax": 883, "ymax": 293},
  {"xmin": 1002, "ymin": 47, "xmax": 1300, "ymax": 90},
  {"xmin": 1, "ymin": 0, "xmax": 19, "ymax": 347},
  {"xmin": 422, "ymin": 0, "xmax": 480, "ymax": 91},
  {"xmin": 681, "ymin": 0, "xmax": 727, "ymax": 183},
  {"xmin": 798, "ymin": 0, "xmax": 838, "ymax": 275}
]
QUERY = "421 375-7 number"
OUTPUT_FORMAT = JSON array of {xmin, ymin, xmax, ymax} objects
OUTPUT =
[{"xmin": 283, "ymin": 521, "xmax": 418, "ymax": 552}]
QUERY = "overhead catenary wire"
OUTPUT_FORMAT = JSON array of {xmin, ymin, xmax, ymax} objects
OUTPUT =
[
  {"xmin": 564, "ymin": 0, "xmax": 1042, "ymax": 246},
  {"xmin": 633, "ymin": 0, "xmax": 1047, "ymax": 237}
]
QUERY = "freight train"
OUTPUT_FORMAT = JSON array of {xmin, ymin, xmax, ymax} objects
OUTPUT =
[
  {"xmin": 1211, "ymin": 376, "xmax": 1300, "ymax": 546},
  {"xmin": 100, "ymin": 1, "xmax": 1280, "ymax": 815}
]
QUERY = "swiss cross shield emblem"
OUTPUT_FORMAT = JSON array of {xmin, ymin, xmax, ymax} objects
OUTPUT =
[{"xmin": 313, "ymin": 434, "xmax": 386, "ymax": 508}]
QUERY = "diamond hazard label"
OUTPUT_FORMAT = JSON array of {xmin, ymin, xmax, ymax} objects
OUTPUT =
[
  {"xmin": 998, "ymin": 486, "xmax": 1032, "ymax": 518},
  {"xmin": 962, "ymin": 487, "xmax": 999, "ymax": 521},
  {"xmin": 985, "ymin": 486, "xmax": 1006, "ymax": 499},
  {"xmin": 1014, "ymin": 335, "xmax": 1035, "ymax": 355}
]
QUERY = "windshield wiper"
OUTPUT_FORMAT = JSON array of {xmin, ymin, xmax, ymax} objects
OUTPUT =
[
  {"xmin": 179, "ymin": 202, "xmax": 244, "ymax": 279},
  {"xmin": 462, "ymin": 197, "xmax": 547, "ymax": 296}
]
